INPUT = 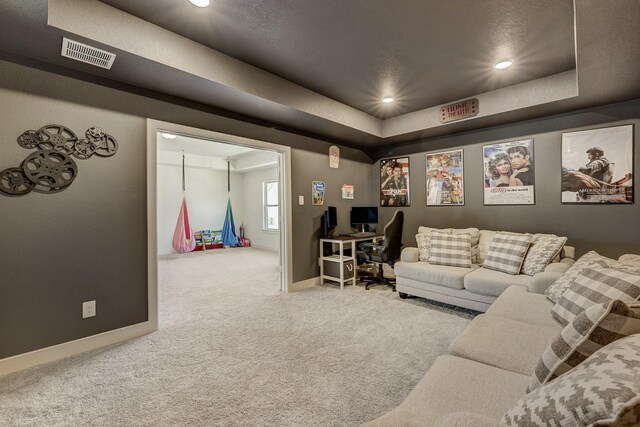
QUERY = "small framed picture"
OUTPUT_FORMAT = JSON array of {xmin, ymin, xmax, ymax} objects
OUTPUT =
[
  {"xmin": 561, "ymin": 124, "xmax": 633, "ymax": 204},
  {"xmin": 312, "ymin": 181, "xmax": 325, "ymax": 206}
]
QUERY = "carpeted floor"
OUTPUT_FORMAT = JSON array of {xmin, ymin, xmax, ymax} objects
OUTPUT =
[{"xmin": 0, "ymin": 247, "xmax": 475, "ymax": 426}]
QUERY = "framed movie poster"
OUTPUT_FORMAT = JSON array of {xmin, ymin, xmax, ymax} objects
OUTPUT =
[
  {"xmin": 561, "ymin": 124, "xmax": 633, "ymax": 204},
  {"xmin": 426, "ymin": 149, "xmax": 464, "ymax": 205},
  {"xmin": 483, "ymin": 139, "xmax": 535, "ymax": 205},
  {"xmin": 380, "ymin": 157, "xmax": 410, "ymax": 206}
]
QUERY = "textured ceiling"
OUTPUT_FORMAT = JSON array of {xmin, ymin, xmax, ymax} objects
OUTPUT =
[
  {"xmin": 0, "ymin": 0, "xmax": 638, "ymax": 152},
  {"xmin": 99, "ymin": 0, "xmax": 576, "ymax": 119}
]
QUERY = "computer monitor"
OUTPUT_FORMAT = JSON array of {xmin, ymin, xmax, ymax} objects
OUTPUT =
[
  {"xmin": 321, "ymin": 206, "xmax": 337, "ymax": 238},
  {"xmin": 350, "ymin": 207, "xmax": 378, "ymax": 232}
]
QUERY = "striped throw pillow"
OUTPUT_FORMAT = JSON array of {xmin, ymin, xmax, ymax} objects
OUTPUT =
[
  {"xmin": 551, "ymin": 265, "xmax": 640, "ymax": 325},
  {"xmin": 529, "ymin": 300, "xmax": 640, "ymax": 392},
  {"xmin": 544, "ymin": 251, "xmax": 613, "ymax": 303},
  {"xmin": 415, "ymin": 228, "xmax": 452, "ymax": 262},
  {"xmin": 483, "ymin": 232, "xmax": 532, "ymax": 275},
  {"xmin": 427, "ymin": 230, "xmax": 472, "ymax": 268}
]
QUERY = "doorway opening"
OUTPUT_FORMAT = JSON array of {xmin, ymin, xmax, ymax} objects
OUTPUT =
[{"xmin": 146, "ymin": 120, "xmax": 292, "ymax": 330}]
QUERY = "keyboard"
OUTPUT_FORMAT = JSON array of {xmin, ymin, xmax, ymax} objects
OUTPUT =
[{"xmin": 351, "ymin": 232, "xmax": 376, "ymax": 238}]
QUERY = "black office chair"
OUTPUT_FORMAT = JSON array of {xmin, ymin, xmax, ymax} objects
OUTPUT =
[{"xmin": 358, "ymin": 210, "xmax": 404, "ymax": 291}]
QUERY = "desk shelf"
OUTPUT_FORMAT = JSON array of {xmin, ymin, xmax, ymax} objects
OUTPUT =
[{"xmin": 319, "ymin": 234, "xmax": 383, "ymax": 290}]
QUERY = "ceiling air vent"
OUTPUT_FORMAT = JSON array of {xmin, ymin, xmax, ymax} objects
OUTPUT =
[{"xmin": 61, "ymin": 37, "xmax": 116, "ymax": 70}]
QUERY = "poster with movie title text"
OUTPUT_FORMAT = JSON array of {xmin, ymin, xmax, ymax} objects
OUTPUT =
[
  {"xmin": 561, "ymin": 124, "xmax": 633, "ymax": 204},
  {"xmin": 426, "ymin": 149, "xmax": 464, "ymax": 205},
  {"xmin": 380, "ymin": 157, "xmax": 410, "ymax": 206},
  {"xmin": 483, "ymin": 139, "xmax": 535, "ymax": 205}
]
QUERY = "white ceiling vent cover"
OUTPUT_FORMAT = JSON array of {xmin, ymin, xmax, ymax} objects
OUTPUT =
[{"xmin": 61, "ymin": 37, "xmax": 116, "ymax": 70}]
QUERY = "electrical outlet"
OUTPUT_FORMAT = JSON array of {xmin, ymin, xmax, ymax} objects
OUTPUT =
[
  {"xmin": 82, "ymin": 300, "xmax": 96, "ymax": 319},
  {"xmin": 298, "ymin": 195, "xmax": 304, "ymax": 205}
]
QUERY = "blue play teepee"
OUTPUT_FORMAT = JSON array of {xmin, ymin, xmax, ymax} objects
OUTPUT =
[{"xmin": 221, "ymin": 159, "xmax": 239, "ymax": 247}]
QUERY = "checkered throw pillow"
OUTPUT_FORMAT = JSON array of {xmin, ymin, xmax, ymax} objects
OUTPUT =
[
  {"xmin": 427, "ymin": 230, "xmax": 472, "ymax": 268},
  {"xmin": 551, "ymin": 265, "xmax": 640, "ymax": 325},
  {"xmin": 544, "ymin": 251, "xmax": 613, "ymax": 303},
  {"xmin": 415, "ymin": 228, "xmax": 451, "ymax": 262},
  {"xmin": 529, "ymin": 300, "xmax": 640, "ymax": 392},
  {"xmin": 482, "ymin": 232, "xmax": 532, "ymax": 275},
  {"xmin": 503, "ymin": 335, "xmax": 640, "ymax": 427}
]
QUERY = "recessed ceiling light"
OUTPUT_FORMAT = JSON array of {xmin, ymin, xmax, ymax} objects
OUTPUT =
[
  {"xmin": 161, "ymin": 132, "xmax": 177, "ymax": 140},
  {"xmin": 493, "ymin": 60, "xmax": 513, "ymax": 70},
  {"xmin": 189, "ymin": 0, "xmax": 211, "ymax": 7},
  {"xmin": 382, "ymin": 97, "xmax": 394, "ymax": 104}
]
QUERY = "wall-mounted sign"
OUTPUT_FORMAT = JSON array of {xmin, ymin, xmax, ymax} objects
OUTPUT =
[
  {"xmin": 312, "ymin": 181, "xmax": 325, "ymax": 205},
  {"xmin": 329, "ymin": 145, "xmax": 340, "ymax": 168},
  {"xmin": 341, "ymin": 184, "xmax": 354, "ymax": 199},
  {"xmin": 439, "ymin": 98, "xmax": 478, "ymax": 123}
]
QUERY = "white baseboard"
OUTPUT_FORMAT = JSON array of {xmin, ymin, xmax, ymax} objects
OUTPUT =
[
  {"xmin": 0, "ymin": 321, "xmax": 156, "ymax": 377},
  {"xmin": 289, "ymin": 276, "xmax": 320, "ymax": 292}
]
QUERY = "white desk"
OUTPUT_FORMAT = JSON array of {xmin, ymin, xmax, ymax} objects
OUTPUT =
[{"xmin": 319, "ymin": 234, "xmax": 383, "ymax": 289}]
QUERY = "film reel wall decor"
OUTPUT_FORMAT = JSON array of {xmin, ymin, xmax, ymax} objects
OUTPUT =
[{"xmin": 0, "ymin": 124, "xmax": 118, "ymax": 197}]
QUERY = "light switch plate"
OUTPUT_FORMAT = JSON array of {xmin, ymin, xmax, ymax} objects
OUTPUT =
[{"xmin": 298, "ymin": 195, "xmax": 304, "ymax": 205}]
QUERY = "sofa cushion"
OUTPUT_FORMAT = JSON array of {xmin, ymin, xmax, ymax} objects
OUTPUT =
[
  {"xmin": 544, "ymin": 250, "xmax": 612, "ymax": 303},
  {"xmin": 464, "ymin": 267, "xmax": 530, "ymax": 297},
  {"xmin": 502, "ymin": 334, "xmax": 640, "ymax": 427},
  {"xmin": 529, "ymin": 300, "xmax": 640, "ymax": 392},
  {"xmin": 448, "ymin": 314, "xmax": 559, "ymax": 375},
  {"xmin": 428, "ymin": 230, "xmax": 472, "ymax": 268},
  {"xmin": 361, "ymin": 355, "xmax": 528, "ymax": 427},
  {"xmin": 521, "ymin": 234, "xmax": 567, "ymax": 276},
  {"xmin": 478, "ymin": 230, "xmax": 497, "ymax": 266},
  {"xmin": 485, "ymin": 286, "xmax": 561, "ymax": 330},
  {"xmin": 394, "ymin": 261, "xmax": 478, "ymax": 290},
  {"xmin": 552, "ymin": 264, "xmax": 640, "ymax": 325},
  {"xmin": 483, "ymin": 232, "xmax": 533, "ymax": 275}
]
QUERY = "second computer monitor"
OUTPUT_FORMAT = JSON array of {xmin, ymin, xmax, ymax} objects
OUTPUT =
[{"xmin": 350, "ymin": 207, "xmax": 378, "ymax": 232}]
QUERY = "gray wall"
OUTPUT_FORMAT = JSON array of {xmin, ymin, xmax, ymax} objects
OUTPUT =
[
  {"xmin": 372, "ymin": 101, "xmax": 640, "ymax": 260},
  {"xmin": 292, "ymin": 149, "xmax": 374, "ymax": 282},
  {"xmin": 0, "ymin": 60, "xmax": 370, "ymax": 358}
]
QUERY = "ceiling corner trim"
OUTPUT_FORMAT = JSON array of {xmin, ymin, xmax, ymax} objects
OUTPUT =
[
  {"xmin": 47, "ymin": 0, "xmax": 381, "ymax": 137},
  {"xmin": 381, "ymin": 70, "xmax": 579, "ymax": 138}
]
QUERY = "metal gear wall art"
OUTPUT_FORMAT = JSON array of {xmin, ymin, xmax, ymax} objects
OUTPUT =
[{"xmin": 0, "ymin": 124, "xmax": 119, "ymax": 197}]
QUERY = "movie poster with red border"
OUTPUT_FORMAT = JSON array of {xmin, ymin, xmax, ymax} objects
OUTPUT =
[{"xmin": 380, "ymin": 157, "xmax": 410, "ymax": 207}]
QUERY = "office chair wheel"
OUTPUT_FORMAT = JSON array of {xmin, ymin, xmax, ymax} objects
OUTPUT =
[{"xmin": 398, "ymin": 292, "xmax": 408, "ymax": 299}]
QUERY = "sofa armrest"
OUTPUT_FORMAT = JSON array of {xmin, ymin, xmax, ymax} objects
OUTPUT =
[
  {"xmin": 400, "ymin": 247, "xmax": 419, "ymax": 262},
  {"xmin": 528, "ymin": 271, "xmax": 564, "ymax": 294}
]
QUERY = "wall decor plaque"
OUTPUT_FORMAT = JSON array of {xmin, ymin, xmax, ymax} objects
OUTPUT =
[
  {"xmin": 0, "ymin": 123, "xmax": 119, "ymax": 197},
  {"xmin": 439, "ymin": 98, "xmax": 478, "ymax": 123}
]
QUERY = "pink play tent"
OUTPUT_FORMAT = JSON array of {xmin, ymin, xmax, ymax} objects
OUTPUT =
[{"xmin": 172, "ymin": 152, "xmax": 196, "ymax": 253}]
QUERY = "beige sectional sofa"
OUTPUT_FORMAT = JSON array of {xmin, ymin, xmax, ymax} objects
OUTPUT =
[
  {"xmin": 395, "ymin": 228, "xmax": 575, "ymax": 312},
  {"xmin": 364, "ymin": 254, "xmax": 640, "ymax": 426}
]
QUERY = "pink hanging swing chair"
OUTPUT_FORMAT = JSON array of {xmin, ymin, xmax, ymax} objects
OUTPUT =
[{"xmin": 172, "ymin": 151, "xmax": 196, "ymax": 253}]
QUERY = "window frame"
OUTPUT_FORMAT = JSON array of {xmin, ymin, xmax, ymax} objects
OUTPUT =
[{"xmin": 263, "ymin": 180, "xmax": 279, "ymax": 231}]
